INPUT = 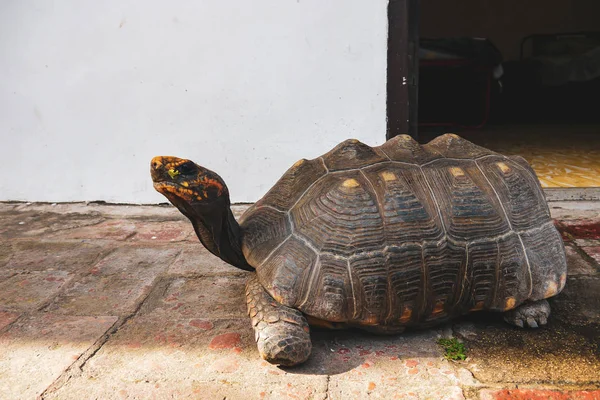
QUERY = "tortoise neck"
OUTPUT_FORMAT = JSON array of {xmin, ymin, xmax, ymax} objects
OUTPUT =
[{"xmin": 189, "ymin": 201, "xmax": 253, "ymax": 271}]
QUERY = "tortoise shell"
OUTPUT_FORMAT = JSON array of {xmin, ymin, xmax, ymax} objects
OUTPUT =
[{"xmin": 239, "ymin": 134, "xmax": 567, "ymax": 328}]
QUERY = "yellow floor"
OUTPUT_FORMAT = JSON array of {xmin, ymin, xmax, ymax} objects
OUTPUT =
[{"xmin": 444, "ymin": 124, "xmax": 600, "ymax": 188}]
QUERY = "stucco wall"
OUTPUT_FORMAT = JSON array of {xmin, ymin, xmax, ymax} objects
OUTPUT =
[{"xmin": 0, "ymin": 0, "xmax": 388, "ymax": 203}]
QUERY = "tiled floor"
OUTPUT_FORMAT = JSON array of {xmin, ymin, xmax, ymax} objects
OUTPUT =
[
  {"xmin": 424, "ymin": 124, "xmax": 600, "ymax": 188},
  {"xmin": 0, "ymin": 202, "xmax": 599, "ymax": 399}
]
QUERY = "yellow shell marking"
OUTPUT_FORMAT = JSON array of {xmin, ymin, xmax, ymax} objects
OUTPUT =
[
  {"xmin": 181, "ymin": 181, "xmax": 189, "ymax": 187},
  {"xmin": 559, "ymin": 273, "xmax": 567, "ymax": 290},
  {"xmin": 497, "ymin": 162, "xmax": 511, "ymax": 173},
  {"xmin": 471, "ymin": 301, "xmax": 485, "ymax": 311},
  {"xmin": 399, "ymin": 306, "xmax": 412, "ymax": 323},
  {"xmin": 293, "ymin": 159, "xmax": 306, "ymax": 168},
  {"xmin": 504, "ymin": 297, "xmax": 516, "ymax": 310},
  {"xmin": 544, "ymin": 281, "xmax": 558, "ymax": 298},
  {"xmin": 342, "ymin": 178, "xmax": 360, "ymax": 188},
  {"xmin": 449, "ymin": 167, "xmax": 465, "ymax": 177},
  {"xmin": 432, "ymin": 301, "xmax": 445, "ymax": 316},
  {"xmin": 361, "ymin": 315, "xmax": 379, "ymax": 326},
  {"xmin": 380, "ymin": 171, "xmax": 397, "ymax": 181}
]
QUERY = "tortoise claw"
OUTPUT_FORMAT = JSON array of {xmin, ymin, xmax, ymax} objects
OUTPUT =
[
  {"xmin": 503, "ymin": 299, "xmax": 550, "ymax": 330},
  {"xmin": 513, "ymin": 318, "xmax": 524, "ymax": 328}
]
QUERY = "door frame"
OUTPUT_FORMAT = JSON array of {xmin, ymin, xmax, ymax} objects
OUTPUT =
[{"xmin": 387, "ymin": 0, "xmax": 420, "ymax": 141}]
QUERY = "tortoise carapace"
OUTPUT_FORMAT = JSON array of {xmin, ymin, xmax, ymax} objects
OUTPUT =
[{"xmin": 150, "ymin": 134, "xmax": 567, "ymax": 366}]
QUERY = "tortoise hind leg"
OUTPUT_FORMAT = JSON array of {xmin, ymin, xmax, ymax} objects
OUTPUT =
[
  {"xmin": 503, "ymin": 299, "xmax": 550, "ymax": 328},
  {"xmin": 245, "ymin": 275, "xmax": 312, "ymax": 366}
]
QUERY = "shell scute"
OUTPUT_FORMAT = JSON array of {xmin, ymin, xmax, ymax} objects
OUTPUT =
[
  {"xmin": 290, "ymin": 173, "xmax": 385, "ymax": 257},
  {"xmin": 241, "ymin": 207, "xmax": 291, "ymax": 266},
  {"xmin": 379, "ymin": 134, "xmax": 440, "ymax": 164},
  {"xmin": 321, "ymin": 139, "xmax": 388, "ymax": 171},
  {"xmin": 254, "ymin": 157, "xmax": 327, "ymax": 211},
  {"xmin": 256, "ymin": 236, "xmax": 316, "ymax": 307},
  {"xmin": 421, "ymin": 159, "xmax": 511, "ymax": 241},
  {"xmin": 423, "ymin": 133, "xmax": 497, "ymax": 159},
  {"xmin": 361, "ymin": 164, "xmax": 445, "ymax": 243},
  {"xmin": 476, "ymin": 155, "xmax": 550, "ymax": 231}
]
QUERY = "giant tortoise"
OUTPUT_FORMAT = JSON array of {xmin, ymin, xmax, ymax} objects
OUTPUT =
[{"xmin": 150, "ymin": 134, "xmax": 567, "ymax": 366}]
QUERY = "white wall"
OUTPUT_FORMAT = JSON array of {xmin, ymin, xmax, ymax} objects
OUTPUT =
[{"xmin": 0, "ymin": 0, "xmax": 388, "ymax": 204}]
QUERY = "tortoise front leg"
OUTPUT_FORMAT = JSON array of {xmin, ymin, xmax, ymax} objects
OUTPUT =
[{"xmin": 245, "ymin": 275, "xmax": 312, "ymax": 366}]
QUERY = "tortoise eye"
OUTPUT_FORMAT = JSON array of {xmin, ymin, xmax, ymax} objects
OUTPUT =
[{"xmin": 177, "ymin": 162, "xmax": 196, "ymax": 176}]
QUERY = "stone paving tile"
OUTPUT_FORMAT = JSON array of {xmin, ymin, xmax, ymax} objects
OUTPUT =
[
  {"xmin": 232, "ymin": 204, "xmax": 252, "ymax": 219},
  {"xmin": 44, "ymin": 247, "xmax": 179, "ymax": 316},
  {"xmin": 13, "ymin": 202, "xmax": 185, "ymax": 219},
  {"xmin": 574, "ymin": 238, "xmax": 600, "ymax": 247},
  {"xmin": 460, "ymin": 315, "xmax": 600, "ymax": 386},
  {"xmin": 0, "ymin": 202, "xmax": 17, "ymax": 212},
  {"xmin": 0, "ymin": 311, "xmax": 20, "ymax": 331},
  {"xmin": 0, "ymin": 270, "xmax": 71, "ymax": 312},
  {"xmin": 558, "ymin": 218, "xmax": 600, "ymax": 240},
  {"xmin": 128, "ymin": 220, "xmax": 192, "ymax": 242},
  {"xmin": 78, "ymin": 317, "xmax": 256, "ymax": 382},
  {"xmin": 48, "ymin": 379, "xmax": 328, "ymax": 400},
  {"xmin": 50, "ymin": 219, "xmax": 138, "ymax": 240},
  {"xmin": 549, "ymin": 202, "xmax": 600, "ymax": 221},
  {"xmin": 480, "ymin": 389, "xmax": 600, "ymax": 400},
  {"xmin": 3, "ymin": 241, "xmax": 108, "ymax": 273},
  {"xmin": 46, "ymin": 316, "xmax": 328, "ymax": 400},
  {"xmin": 0, "ymin": 268, "xmax": 17, "ymax": 282},
  {"xmin": 167, "ymin": 244, "xmax": 244, "ymax": 276},
  {"xmin": 47, "ymin": 270, "xmax": 476, "ymax": 400},
  {"xmin": 43, "ymin": 205, "xmax": 249, "ymax": 242},
  {"xmin": 138, "ymin": 275, "xmax": 248, "ymax": 320},
  {"xmin": 0, "ymin": 243, "xmax": 12, "ymax": 269},
  {"xmin": 82, "ymin": 246, "xmax": 179, "ymax": 278},
  {"xmin": 0, "ymin": 210, "xmax": 104, "ymax": 239},
  {"xmin": 581, "ymin": 246, "xmax": 600, "ymax": 264},
  {"xmin": 46, "ymin": 314, "xmax": 475, "ymax": 400},
  {"xmin": 317, "ymin": 329, "xmax": 479, "ymax": 400},
  {"xmin": 46, "ymin": 274, "xmax": 157, "ymax": 316},
  {"xmin": 0, "ymin": 313, "xmax": 117, "ymax": 400},
  {"xmin": 564, "ymin": 244, "xmax": 599, "ymax": 276},
  {"xmin": 552, "ymin": 276, "xmax": 600, "ymax": 325}
]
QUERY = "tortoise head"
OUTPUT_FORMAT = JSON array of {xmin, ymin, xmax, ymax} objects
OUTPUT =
[
  {"xmin": 150, "ymin": 156, "xmax": 229, "ymax": 213},
  {"xmin": 150, "ymin": 156, "xmax": 251, "ymax": 271}
]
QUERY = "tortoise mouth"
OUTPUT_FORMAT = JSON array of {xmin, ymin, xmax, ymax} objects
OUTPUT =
[
  {"xmin": 153, "ymin": 181, "xmax": 198, "ymax": 207},
  {"xmin": 152, "ymin": 180, "xmax": 178, "ymax": 193},
  {"xmin": 153, "ymin": 182, "xmax": 204, "ymax": 223}
]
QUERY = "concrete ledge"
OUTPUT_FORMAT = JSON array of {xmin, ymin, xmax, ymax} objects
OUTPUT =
[{"xmin": 545, "ymin": 188, "xmax": 600, "ymax": 202}]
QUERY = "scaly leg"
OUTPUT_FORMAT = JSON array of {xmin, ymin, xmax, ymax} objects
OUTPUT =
[{"xmin": 245, "ymin": 275, "xmax": 312, "ymax": 366}]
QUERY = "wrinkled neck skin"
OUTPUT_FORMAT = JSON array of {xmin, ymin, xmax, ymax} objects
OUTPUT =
[{"xmin": 178, "ymin": 198, "xmax": 253, "ymax": 272}]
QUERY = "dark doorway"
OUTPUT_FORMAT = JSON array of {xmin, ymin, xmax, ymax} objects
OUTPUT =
[{"xmin": 416, "ymin": 0, "xmax": 600, "ymax": 189}]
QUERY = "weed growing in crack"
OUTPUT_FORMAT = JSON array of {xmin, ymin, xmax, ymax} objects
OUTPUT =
[{"xmin": 437, "ymin": 338, "xmax": 467, "ymax": 361}]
